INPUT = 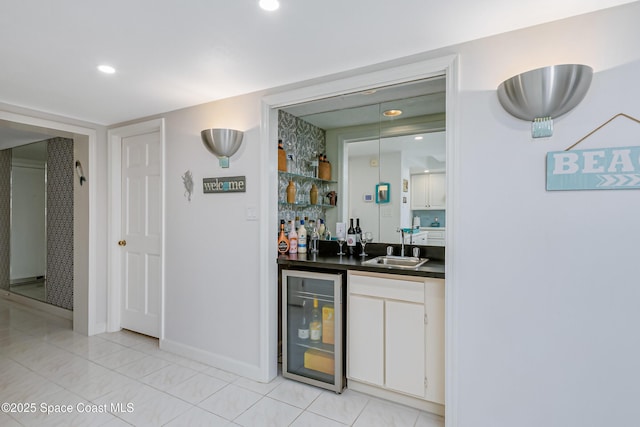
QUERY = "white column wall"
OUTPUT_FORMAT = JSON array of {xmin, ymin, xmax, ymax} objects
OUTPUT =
[
  {"xmin": 449, "ymin": 4, "xmax": 640, "ymax": 426},
  {"xmin": 160, "ymin": 94, "xmax": 264, "ymax": 375}
]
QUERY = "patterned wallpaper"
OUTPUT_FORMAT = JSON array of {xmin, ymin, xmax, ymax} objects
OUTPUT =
[
  {"xmin": 46, "ymin": 137, "xmax": 74, "ymax": 310},
  {"xmin": 0, "ymin": 149, "xmax": 10, "ymax": 291},
  {"xmin": 278, "ymin": 110, "xmax": 329, "ymax": 228}
]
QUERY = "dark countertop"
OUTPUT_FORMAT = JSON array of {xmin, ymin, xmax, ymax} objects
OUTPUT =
[{"xmin": 277, "ymin": 240, "xmax": 445, "ymax": 279}]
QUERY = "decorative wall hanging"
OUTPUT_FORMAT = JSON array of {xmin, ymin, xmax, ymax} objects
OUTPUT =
[
  {"xmin": 376, "ymin": 183, "xmax": 390, "ymax": 204},
  {"xmin": 203, "ymin": 176, "xmax": 246, "ymax": 193},
  {"xmin": 546, "ymin": 113, "xmax": 640, "ymax": 190},
  {"xmin": 182, "ymin": 170, "xmax": 194, "ymax": 201}
]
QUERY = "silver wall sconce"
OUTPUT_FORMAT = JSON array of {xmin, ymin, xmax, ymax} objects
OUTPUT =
[
  {"xmin": 200, "ymin": 128, "xmax": 244, "ymax": 168},
  {"xmin": 497, "ymin": 64, "xmax": 593, "ymax": 138}
]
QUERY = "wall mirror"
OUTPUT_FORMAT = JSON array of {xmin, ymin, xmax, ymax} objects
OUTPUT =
[
  {"xmin": 279, "ymin": 76, "xmax": 446, "ymax": 246},
  {"xmin": 10, "ymin": 140, "xmax": 47, "ymax": 301}
]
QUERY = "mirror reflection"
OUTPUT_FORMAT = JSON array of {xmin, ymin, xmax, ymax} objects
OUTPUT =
[
  {"xmin": 279, "ymin": 76, "xmax": 447, "ymax": 247},
  {"xmin": 10, "ymin": 140, "xmax": 47, "ymax": 301}
]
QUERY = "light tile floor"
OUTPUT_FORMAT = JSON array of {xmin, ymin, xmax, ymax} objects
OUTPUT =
[{"xmin": 0, "ymin": 297, "xmax": 445, "ymax": 426}]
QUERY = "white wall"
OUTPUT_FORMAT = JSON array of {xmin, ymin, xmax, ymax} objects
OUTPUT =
[
  {"xmin": 74, "ymin": 136, "xmax": 91, "ymax": 332},
  {"xmin": 400, "ymin": 156, "xmax": 411, "ymax": 230},
  {"xmin": 348, "ymin": 155, "xmax": 379, "ymax": 241},
  {"xmin": 379, "ymin": 151, "xmax": 402, "ymax": 243},
  {"xmin": 159, "ymin": 94, "xmax": 264, "ymax": 374},
  {"xmin": 448, "ymin": 4, "xmax": 640, "ymax": 426}
]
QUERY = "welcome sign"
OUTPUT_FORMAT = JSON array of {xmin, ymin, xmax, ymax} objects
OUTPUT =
[
  {"xmin": 546, "ymin": 146, "xmax": 640, "ymax": 190},
  {"xmin": 203, "ymin": 176, "xmax": 246, "ymax": 193}
]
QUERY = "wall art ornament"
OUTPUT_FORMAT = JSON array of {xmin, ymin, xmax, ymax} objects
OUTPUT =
[{"xmin": 182, "ymin": 170, "xmax": 194, "ymax": 201}]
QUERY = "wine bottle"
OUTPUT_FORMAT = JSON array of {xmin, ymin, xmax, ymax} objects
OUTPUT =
[
  {"xmin": 347, "ymin": 218, "xmax": 356, "ymax": 255},
  {"xmin": 298, "ymin": 219, "xmax": 307, "ymax": 254},
  {"xmin": 318, "ymin": 219, "xmax": 326, "ymax": 239},
  {"xmin": 310, "ymin": 297, "xmax": 322, "ymax": 341},
  {"xmin": 355, "ymin": 218, "xmax": 362, "ymax": 244},
  {"xmin": 298, "ymin": 299, "xmax": 309, "ymax": 340},
  {"xmin": 277, "ymin": 220, "xmax": 289, "ymax": 254},
  {"xmin": 288, "ymin": 220, "xmax": 298, "ymax": 254}
]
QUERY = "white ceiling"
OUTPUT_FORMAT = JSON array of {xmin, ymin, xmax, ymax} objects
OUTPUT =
[{"xmin": 0, "ymin": 0, "xmax": 635, "ymax": 127}]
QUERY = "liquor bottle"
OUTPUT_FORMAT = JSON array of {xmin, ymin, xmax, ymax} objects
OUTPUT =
[
  {"xmin": 294, "ymin": 216, "xmax": 300, "ymax": 230},
  {"xmin": 286, "ymin": 180, "xmax": 296, "ymax": 203},
  {"xmin": 277, "ymin": 220, "xmax": 289, "ymax": 254},
  {"xmin": 278, "ymin": 139, "xmax": 287, "ymax": 172},
  {"xmin": 298, "ymin": 299, "xmax": 309, "ymax": 340},
  {"xmin": 298, "ymin": 219, "xmax": 307, "ymax": 254},
  {"xmin": 310, "ymin": 297, "xmax": 322, "ymax": 341},
  {"xmin": 347, "ymin": 218, "xmax": 356, "ymax": 255},
  {"xmin": 288, "ymin": 220, "xmax": 298, "ymax": 254}
]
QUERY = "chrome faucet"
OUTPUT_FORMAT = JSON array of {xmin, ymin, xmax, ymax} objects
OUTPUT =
[{"xmin": 397, "ymin": 228, "xmax": 406, "ymax": 257}]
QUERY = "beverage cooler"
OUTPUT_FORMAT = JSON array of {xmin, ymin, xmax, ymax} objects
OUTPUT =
[{"xmin": 282, "ymin": 269, "xmax": 345, "ymax": 393}]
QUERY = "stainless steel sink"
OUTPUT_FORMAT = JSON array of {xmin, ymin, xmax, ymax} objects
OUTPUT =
[{"xmin": 362, "ymin": 255, "xmax": 429, "ymax": 269}]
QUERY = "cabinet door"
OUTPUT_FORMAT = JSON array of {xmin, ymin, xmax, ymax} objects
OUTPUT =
[
  {"xmin": 424, "ymin": 279, "xmax": 445, "ymax": 404},
  {"xmin": 348, "ymin": 294, "xmax": 384, "ymax": 387},
  {"xmin": 428, "ymin": 173, "xmax": 446, "ymax": 209},
  {"xmin": 411, "ymin": 174, "xmax": 428, "ymax": 209},
  {"xmin": 385, "ymin": 300, "xmax": 425, "ymax": 397}
]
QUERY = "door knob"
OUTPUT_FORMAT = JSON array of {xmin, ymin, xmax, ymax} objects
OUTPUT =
[{"xmin": 118, "ymin": 240, "xmax": 127, "ymax": 246}]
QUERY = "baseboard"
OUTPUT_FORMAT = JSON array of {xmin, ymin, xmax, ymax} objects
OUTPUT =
[
  {"xmin": 348, "ymin": 379, "xmax": 445, "ymax": 416},
  {"xmin": 91, "ymin": 322, "xmax": 107, "ymax": 336},
  {"xmin": 160, "ymin": 337, "xmax": 264, "ymax": 382},
  {"xmin": 1, "ymin": 291, "xmax": 73, "ymax": 321}
]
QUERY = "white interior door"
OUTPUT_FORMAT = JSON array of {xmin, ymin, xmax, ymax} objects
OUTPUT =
[{"xmin": 120, "ymin": 129, "xmax": 162, "ymax": 337}]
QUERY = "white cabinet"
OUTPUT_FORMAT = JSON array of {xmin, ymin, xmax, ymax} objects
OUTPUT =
[
  {"xmin": 385, "ymin": 300, "xmax": 425, "ymax": 396},
  {"xmin": 411, "ymin": 173, "xmax": 446, "ymax": 210},
  {"xmin": 347, "ymin": 271, "xmax": 445, "ymax": 410},
  {"xmin": 403, "ymin": 231, "xmax": 428, "ymax": 245},
  {"xmin": 347, "ymin": 295, "xmax": 384, "ymax": 386},
  {"xmin": 428, "ymin": 173, "xmax": 446, "ymax": 209},
  {"xmin": 425, "ymin": 227, "xmax": 445, "ymax": 247},
  {"xmin": 411, "ymin": 173, "xmax": 429, "ymax": 210},
  {"xmin": 405, "ymin": 228, "xmax": 445, "ymax": 246}
]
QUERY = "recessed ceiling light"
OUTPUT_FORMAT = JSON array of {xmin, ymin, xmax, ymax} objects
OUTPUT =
[
  {"xmin": 362, "ymin": 89, "xmax": 377, "ymax": 95},
  {"xmin": 259, "ymin": 0, "xmax": 280, "ymax": 11},
  {"xmin": 414, "ymin": 136, "xmax": 424, "ymax": 140},
  {"xmin": 424, "ymin": 169, "xmax": 430, "ymax": 173},
  {"xmin": 97, "ymin": 64, "xmax": 116, "ymax": 74},
  {"xmin": 382, "ymin": 109, "xmax": 402, "ymax": 117}
]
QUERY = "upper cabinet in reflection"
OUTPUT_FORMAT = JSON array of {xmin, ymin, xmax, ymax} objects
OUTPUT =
[{"xmin": 279, "ymin": 76, "xmax": 446, "ymax": 246}]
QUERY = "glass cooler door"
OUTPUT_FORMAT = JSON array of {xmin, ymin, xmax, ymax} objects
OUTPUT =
[{"xmin": 282, "ymin": 269, "xmax": 344, "ymax": 393}]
